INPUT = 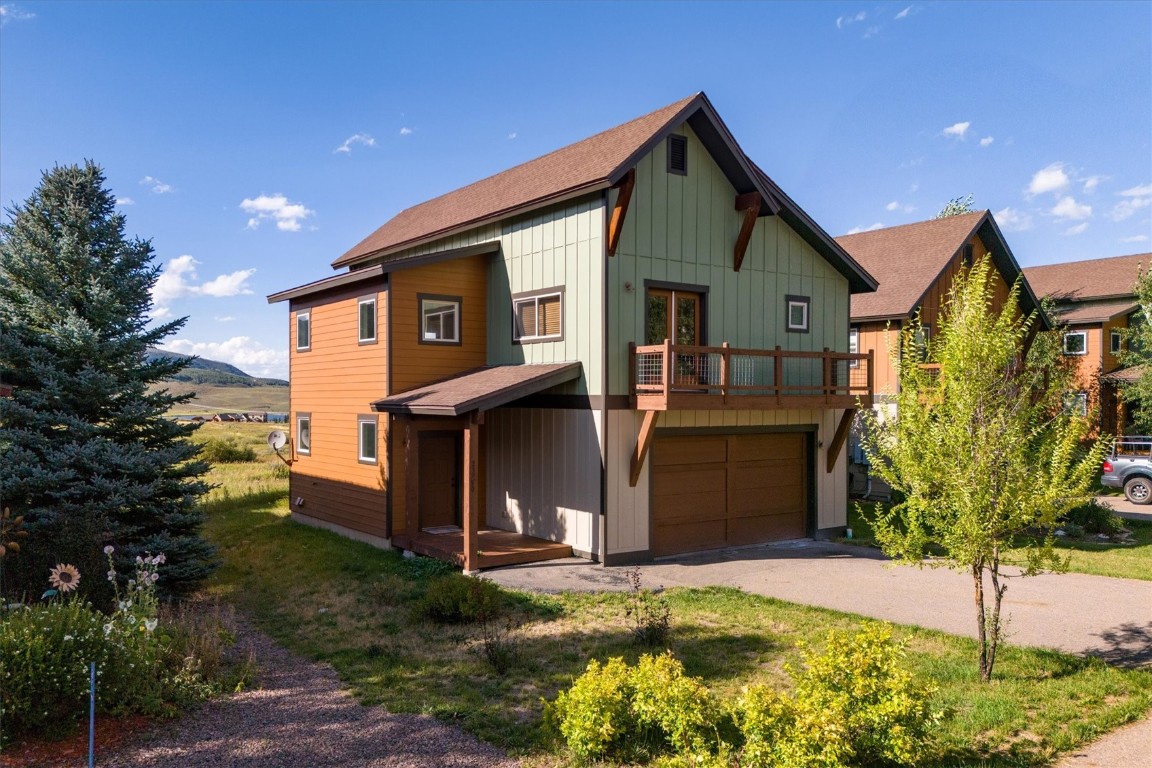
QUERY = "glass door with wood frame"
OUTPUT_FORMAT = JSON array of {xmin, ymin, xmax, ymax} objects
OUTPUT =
[{"xmin": 646, "ymin": 288, "xmax": 703, "ymax": 386}]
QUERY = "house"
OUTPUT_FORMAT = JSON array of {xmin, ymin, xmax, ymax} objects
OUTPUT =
[
  {"xmin": 834, "ymin": 211, "xmax": 1046, "ymax": 495},
  {"xmin": 267, "ymin": 92, "xmax": 878, "ymax": 572},
  {"xmin": 1023, "ymin": 252, "xmax": 1148, "ymax": 435}
]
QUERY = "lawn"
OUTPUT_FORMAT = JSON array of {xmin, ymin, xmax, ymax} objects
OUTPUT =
[
  {"xmin": 195, "ymin": 425, "xmax": 1152, "ymax": 766},
  {"xmin": 849, "ymin": 502, "xmax": 1152, "ymax": 582}
]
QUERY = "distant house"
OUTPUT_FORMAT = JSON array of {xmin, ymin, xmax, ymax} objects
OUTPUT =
[
  {"xmin": 268, "ymin": 92, "xmax": 877, "ymax": 572},
  {"xmin": 1023, "ymin": 253, "xmax": 1148, "ymax": 435}
]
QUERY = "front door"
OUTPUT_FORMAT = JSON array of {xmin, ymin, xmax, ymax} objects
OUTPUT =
[
  {"xmin": 647, "ymin": 288, "xmax": 703, "ymax": 385},
  {"xmin": 419, "ymin": 432, "xmax": 460, "ymax": 529}
]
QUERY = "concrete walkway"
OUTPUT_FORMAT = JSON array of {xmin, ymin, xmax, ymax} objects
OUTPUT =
[
  {"xmin": 487, "ymin": 541, "xmax": 1152, "ymax": 767},
  {"xmin": 1097, "ymin": 494, "xmax": 1152, "ymax": 524}
]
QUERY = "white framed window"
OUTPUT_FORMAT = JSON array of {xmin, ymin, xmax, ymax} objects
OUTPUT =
[
  {"xmin": 1064, "ymin": 392, "xmax": 1088, "ymax": 416},
  {"xmin": 358, "ymin": 415, "xmax": 377, "ymax": 464},
  {"xmin": 1063, "ymin": 331, "xmax": 1087, "ymax": 355},
  {"xmin": 419, "ymin": 295, "xmax": 460, "ymax": 344},
  {"xmin": 1111, "ymin": 329, "xmax": 1122, "ymax": 355},
  {"xmin": 513, "ymin": 289, "xmax": 563, "ymax": 342},
  {"xmin": 785, "ymin": 295, "xmax": 810, "ymax": 333},
  {"xmin": 296, "ymin": 413, "xmax": 311, "ymax": 456},
  {"xmin": 296, "ymin": 311, "xmax": 311, "ymax": 351},
  {"xmin": 849, "ymin": 327, "xmax": 860, "ymax": 368},
  {"xmin": 358, "ymin": 296, "xmax": 377, "ymax": 343}
]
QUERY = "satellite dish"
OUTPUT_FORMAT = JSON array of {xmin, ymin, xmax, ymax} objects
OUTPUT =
[{"xmin": 267, "ymin": 430, "xmax": 288, "ymax": 451}]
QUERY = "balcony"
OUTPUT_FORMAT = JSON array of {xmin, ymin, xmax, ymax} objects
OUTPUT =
[{"xmin": 630, "ymin": 341, "xmax": 874, "ymax": 411}]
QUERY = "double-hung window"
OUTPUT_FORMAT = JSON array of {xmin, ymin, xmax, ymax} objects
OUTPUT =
[
  {"xmin": 358, "ymin": 415, "xmax": 377, "ymax": 464},
  {"xmin": 296, "ymin": 310, "xmax": 311, "ymax": 351},
  {"xmin": 296, "ymin": 413, "xmax": 311, "ymax": 456},
  {"xmin": 849, "ymin": 327, "xmax": 860, "ymax": 368},
  {"xmin": 513, "ymin": 289, "xmax": 563, "ymax": 342},
  {"xmin": 1063, "ymin": 331, "xmax": 1087, "ymax": 355},
  {"xmin": 1111, "ymin": 330, "xmax": 1123, "ymax": 355},
  {"xmin": 358, "ymin": 296, "xmax": 377, "ymax": 343},
  {"xmin": 419, "ymin": 295, "xmax": 461, "ymax": 344}
]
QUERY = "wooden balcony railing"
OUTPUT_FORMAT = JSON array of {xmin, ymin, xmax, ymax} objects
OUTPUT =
[{"xmin": 629, "ymin": 340, "xmax": 874, "ymax": 411}]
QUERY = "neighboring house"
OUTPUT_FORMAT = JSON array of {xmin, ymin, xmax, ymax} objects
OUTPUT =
[
  {"xmin": 1023, "ymin": 252, "xmax": 1148, "ymax": 435},
  {"xmin": 834, "ymin": 211, "xmax": 1046, "ymax": 495},
  {"xmin": 268, "ymin": 92, "xmax": 877, "ymax": 572}
]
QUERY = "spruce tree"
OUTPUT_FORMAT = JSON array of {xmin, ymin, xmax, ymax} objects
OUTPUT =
[{"xmin": 0, "ymin": 162, "xmax": 215, "ymax": 599}]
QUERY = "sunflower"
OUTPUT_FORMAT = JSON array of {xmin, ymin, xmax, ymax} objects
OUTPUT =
[{"xmin": 48, "ymin": 563, "xmax": 81, "ymax": 593}]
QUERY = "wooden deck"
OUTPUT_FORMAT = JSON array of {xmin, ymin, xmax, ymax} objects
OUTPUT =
[{"xmin": 393, "ymin": 527, "xmax": 573, "ymax": 570}]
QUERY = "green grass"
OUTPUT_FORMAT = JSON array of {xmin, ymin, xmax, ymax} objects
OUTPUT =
[
  {"xmin": 159, "ymin": 382, "xmax": 290, "ymax": 414},
  {"xmin": 196, "ymin": 427, "xmax": 1152, "ymax": 766},
  {"xmin": 849, "ymin": 502, "xmax": 1152, "ymax": 582}
]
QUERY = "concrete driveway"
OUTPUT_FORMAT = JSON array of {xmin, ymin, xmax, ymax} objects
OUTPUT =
[
  {"xmin": 486, "ymin": 540, "xmax": 1152, "ymax": 667},
  {"xmin": 1096, "ymin": 494, "xmax": 1152, "ymax": 524}
]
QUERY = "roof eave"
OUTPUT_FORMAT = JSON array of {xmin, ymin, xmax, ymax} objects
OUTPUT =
[{"xmin": 267, "ymin": 264, "xmax": 386, "ymax": 304}]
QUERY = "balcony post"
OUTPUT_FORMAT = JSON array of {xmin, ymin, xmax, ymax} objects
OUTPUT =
[
  {"xmin": 867, "ymin": 350, "xmax": 875, "ymax": 407},
  {"xmin": 720, "ymin": 342, "xmax": 730, "ymax": 403},
  {"xmin": 628, "ymin": 341, "xmax": 637, "ymax": 408},
  {"xmin": 662, "ymin": 338, "xmax": 672, "ymax": 407},
  {"xmin": 823, "ymin": 347, "xmax": 832, "ymax": 404},
  {"xmin": 774, "ymin": 345, "xmax": 783, "ymax": 406}
]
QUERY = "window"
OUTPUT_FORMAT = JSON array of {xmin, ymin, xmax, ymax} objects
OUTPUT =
[
  {"xmin": 358, "ymin": 415, "xmax": 377, "ymax": 463},
  {"xmin": 915, "ymin": 324, "xmax": 932, "ymax": 356},
  {"xmin": 419, "ymin": 295, "xmax": 461, "ymax": 344},
  {"xmin": 961, "ymin": 244, "xmax": 974, "ymax": 267},
  {"xmin": 1064, "ymin": 392, "xmax": 1088, "ymax": 416},
  {"xmin": 849, "ymin": 327, "xmax": 860, "ymax": 368},
  {"xmin": 358, "ymin": 296, "xmax": 376, "ymax": 343},
  {"xmin": 667, "ymin": 134, "xmax": 687, "ymax": 175},
  {"xmin": 786, "ymin": 295, "xmax": 810, "ymax": 333},
  {"xmin": 296, "ymin": 311, "xmax": 311, "ymax": 351},
  {"xmin": 513, "ymin": 289, "xmax": 563, "ymax": 342},
  {"xmin": 1111, "ymin": 330, "xmax": 1123, "ymax": 354},
  {"xmin": 1063, "ymin": 331, "xmax": 1087, "ymax": 355},
  {"xmin": 296, "ymin": 413, "xmax": 311, "ymax": 456}
]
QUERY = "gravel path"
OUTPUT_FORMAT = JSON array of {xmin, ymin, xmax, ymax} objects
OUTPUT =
[{"xmin": 102, "ymin": 619, "xmax": 519, "ymax": 768}]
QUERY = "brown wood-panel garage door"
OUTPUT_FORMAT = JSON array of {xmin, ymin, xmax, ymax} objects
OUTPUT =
[{"xmin": 651, "ymin": 433, "xmax": 808, "ymax": 557}]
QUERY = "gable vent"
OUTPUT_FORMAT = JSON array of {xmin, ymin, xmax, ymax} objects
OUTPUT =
[{"xmin": 667, "ymin": 134, "xmax": 687, "ymax": 175}]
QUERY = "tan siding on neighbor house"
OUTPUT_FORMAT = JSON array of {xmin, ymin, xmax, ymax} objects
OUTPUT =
[
  {"xmin": 855, "ymin": 321, "xmax": 901, "ymax": 398},
  {"xmin": 1067, "ymin": 325, "xmax": 1104, "ymax": 394},
  {"xmin": 288, "ymin": 281, "xmax": 389, "ymax": 538}
]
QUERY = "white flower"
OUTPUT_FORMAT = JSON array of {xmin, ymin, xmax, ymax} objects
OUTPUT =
[
  {"xmin": 103, "ymin": 623, "xmax": 113, "ymax": 636},
  {"xmin": 104, "ymin": 545, "xmax": 114, "ymax": 555},
  {"xmin": 144, "ymin": 618, "xmax": 158, "ymax": 632},
  {"xmin": 150, "ymin": 573, "xmax": 159, "ymax": 583},
  {"xmin": 127, "ymin": 615, "xmax": 137, "ymax": 624},
  {"xmin": 63, "ymin": 635, "xmax": 74, "ymax": 641},
  {"xmin": 155, "ymin": 553, "xmax": 166, "ymax": 565},
  {"xmin": 135, "ymin": 556, "xmax": 143, "ymax": 565}
]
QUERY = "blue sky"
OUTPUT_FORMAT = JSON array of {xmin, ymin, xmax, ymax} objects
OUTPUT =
[{"xmin": 2, "ymin": 1, "xmax": 1149, "ymax": 380}]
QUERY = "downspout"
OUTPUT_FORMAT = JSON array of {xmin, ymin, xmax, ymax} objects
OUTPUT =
[{"xmin": 599, "ymin": 190, "xmax": 610, "ymax": 565}]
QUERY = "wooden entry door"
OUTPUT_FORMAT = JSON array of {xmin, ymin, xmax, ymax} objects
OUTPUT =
[
  {"xmin": 647, "ymin": 288, "xmax": 702, "ymax": 385},
  {"xmin": 419, "ymin": 432, "xmax": 461, "ymax": 529}
]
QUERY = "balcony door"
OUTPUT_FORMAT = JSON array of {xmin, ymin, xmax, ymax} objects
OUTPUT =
[{"xmin": 647, "ymin": 288, "xmax": 703, "ymax": 386}]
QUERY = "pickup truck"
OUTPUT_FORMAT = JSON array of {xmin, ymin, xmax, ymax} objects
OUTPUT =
[{"xmin": 1101, "ymin": 437, "xmax": 1152, "ymax": 504}]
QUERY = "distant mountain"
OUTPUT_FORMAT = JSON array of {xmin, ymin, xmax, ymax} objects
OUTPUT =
[{"xmin": 147, "ymin": 349, "xmax": 288, "ymax": 387}]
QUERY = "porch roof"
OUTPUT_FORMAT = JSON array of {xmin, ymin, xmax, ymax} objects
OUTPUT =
[{"xmin": 371, "ymin": 363, "xmax": 582, "ymax": 416}]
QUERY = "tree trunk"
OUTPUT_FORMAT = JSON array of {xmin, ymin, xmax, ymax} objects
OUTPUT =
[
  {"xmin": 973, "ymin": 563, "xmax": 991, "ymax": 682},
  {"xmin": 985, "ymin": 548, "xmax": 1008, "ymax": 681}
]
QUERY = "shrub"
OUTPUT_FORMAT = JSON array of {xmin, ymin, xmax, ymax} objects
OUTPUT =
[
  {"xmin": 624, "ymin": 567, "xmax": 672, "ymax": 647},
  {"xmin": 199, "ymin": 437, "xmax": 257, "ymax": 464},
  {"xmin": 631, "ymin": 652, "xmax": 719, "ymax": 754},
  {"xmin": 736, "ymin": 624, "xmax": 939, "ymax": 768},
  {"xmin": 414, "ymin": 574, "xmax": 505, "ymax": 624},
  {"xmin": 546, "ymin": 657, "xmax": 635, "ymax": 762},
  {"xmin": 1061, "ymin": 498, "xmax": 1124, "ymax": 535}
]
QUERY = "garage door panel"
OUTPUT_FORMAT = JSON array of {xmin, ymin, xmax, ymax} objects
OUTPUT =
[
  {"xmin": 729, "ymin": 512, "xmax": 806, "ymax": 543},
  {"xmin": 652, "ymin": 436, "xmax": 727, "ymax": 466},
  {"xmin": 728, "ymin": 464, "xmax": 805, "ymax": 491},
  {"xmin": 728, "ymin": 433, "xmax": 804, "ymax": 462},
  {"xmin": 652, "ymin": 467, "xmax": 726, "ymax": 496},
  {"xmin": 652, "ymin": 490, "xmax": 726, "ymax": 523},
  {"xmin": 653, "ymin": 520, "xmax": 727, "ymax": 556},
  {"xmin": 728, "ymin": 486, "xmax": 804, "ymax": 517}
]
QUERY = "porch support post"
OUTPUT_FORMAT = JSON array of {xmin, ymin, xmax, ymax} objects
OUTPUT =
[
  {"xmin": 463, "ymin": 412, "xmax": 480, "ymax": 573},
  {"xmin": 402, "ymin": 416, "xmax": 418, "ymax": 544},
  {"xmin": 607, "ymin": 169, "xmax": 636, "ymax": 258},
  {"xmin": 629, "ymin": 410, "xmax": 660, "ymax": 488},
  {"xmin": 827, "ymin": 408, "xmax": 856, "ymax": 474},
  {"xmin": 733, "ymin": 191, "xmax": 761, "ymax": 272}
]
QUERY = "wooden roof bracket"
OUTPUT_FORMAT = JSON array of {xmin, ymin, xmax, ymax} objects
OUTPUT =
[
  {"xmin": 629, "ymin": 410, "xmax": 660, "ymax": 487},
  {"xmin": 733, "ymin": 191, "xmax": 762, "ymax": 272},
  {"xmin": 607, "ymin": 168, "xmax": 636, "ymax": 258},
  {"xmin": 826, "ymin": 408, "xmax": 856, "ymax": 474}
]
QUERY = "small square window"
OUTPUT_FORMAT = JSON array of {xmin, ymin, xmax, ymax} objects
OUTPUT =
[
  {"xmin": 296, "ymin": 414, "xmax": 311, "ymax": 456},
  {"xmin": 419, "ymin": 295, "xmax": 461, "ymax": 345},
  {"xmin": 358, "ymin": 297, "xmax": 376, "ymax": 343},
  {"xmin": 1064, "ymin": 392, "xmax": 1088, "ymax": 416},
  {"xmin": 513, "ymin": 289, "xmax": 563, "ymax": 342},
  {"xmin": 849, "ymin": 327, "xmax": 860, "ymax": 368},
  {"xmin": 296, "ymin": 311, "xmax": 311, "ymax": 351},
  {"xmin": 786, "ymin": 295, "xmax": 810, "ymax": 333},
  {"xmin": 1111, "ymin": 330, "xmax": 1122, "ymax": 354},
  {"xmin": 1063, "ymin": 331, "xmax": 1087, "ymax": 355},
  {"xmin": 358, "ymin": 416, "xmax": 377, "ymax": 464}
]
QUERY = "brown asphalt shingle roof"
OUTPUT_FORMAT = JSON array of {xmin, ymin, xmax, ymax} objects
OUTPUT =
[
  {"xmin": 1022, "ymin": 253, "xmax": 1149, "ymax": 303},
  {"xmin": 334, "ymin": 95, "xmax": 700, "ymax": 267},
  {"xmin": 837, "ymin": 212, "xmax": 988, "ymax": 320},
  {"xmin": 371, "ymin": 363, "xmax": 582, "ymax": 416},
  {"xmin": 1055, "ymin": 299, "xmax": 1139, "ymax": 324}
]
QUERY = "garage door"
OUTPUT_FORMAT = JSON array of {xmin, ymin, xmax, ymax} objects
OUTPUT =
[{"xmin": 651, "ymin": 433, "xmax": 808, "ymax": 557}]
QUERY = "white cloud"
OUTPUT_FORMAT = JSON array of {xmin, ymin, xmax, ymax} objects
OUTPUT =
[
  {"xmin": 160, "ymin": 337, "xmax": 288, "ymax": 379},
  {"xmin": 507, "ymin": 132, "xmax": 518, "ymax": 140},
  {"xmin": 1027, "ymin": 163, "xmax": 1070, "ymax": 196},
  {"xmin": 333, "ymin": 133, "xmax": 376, "ymax": 154},
  {"xmin": 1110, "ymin": 186, "xmax": 1152, "ymax": 222},
  {"xmin": 847, "ymin": 222, "xmax": 885, "ymax": 235},
  {"xmin": 240, "ymin": 194, "xmax": 315, "ymax": 232},
  {"xmin": 399, "ymin": 127, "xmax": 413, "ymax": 136},
  {"xmin": 895, "ymin": 5, "xmax": 912, "ymax": 19},
  {"xmin": 115, "ymin": 196, "xmax": 135, "ymax": 206},
  {"xmin": 836, "ymin": 10, "xmax": 867, "ymax": 28},
  {"xmin": 994, "ymin": 206, "xmax": 1033, "ymax": 232},
  {"xmin": 151, "ymin": 255, "xmax": 256, "ymax": 315},
  {"xmin": 139, "ymin": 175, "xmax": 173, "ymax": 194},
  {"xmin": 1120, "ymin": 184, "xmax": 1152, "ymax": 197},
  {"xmin": 215, "ymin": 315, "xmax": 235, "ymax": 322},
  {"xmin": 0, "ymin": 3, "xmax": 35, "ymax": 25},
  {"xmin": 885, "ymin": 200, "xmax": 916, "ymax": 214},
  {"xmin": 862, "ymin": 25, "xmax": 880, "ymax": 38},
  {"xmin": 942, "ymin": 121, "xmax": 970, "ymax": 138},
  {"xmin": 1064, "ymin": 222, "xmax": 1089, "ymax": 236},
  {"xmin": 1121, "ymin": 234, "xmax": 1150, "ymax": 244},
  {"xmin": 1051, "ymin": 196, "xmax": 1092, "ymax": 221},
  {"xmin": 885, "ymin": 201, "xmax": 899, "ymax": 211},
  {"xmin": 979, "ymin": 136, "xmax": 994, "ymax": 147},
  {"xmin": 1082, "ymin": 175, "xmax": 1107, "ymax": 192}
]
